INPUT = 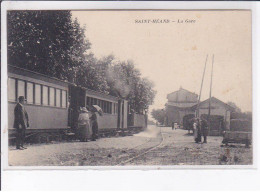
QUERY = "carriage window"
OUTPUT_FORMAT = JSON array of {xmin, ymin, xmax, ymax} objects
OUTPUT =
[
  {"xmin": 106, "ymin": 102, "xmax": 109, "ymax": 113},
  {"xmin": 8, "ymin": 78, "xmax": 16, "ymax": 101},
  {"xmin": 115, "ymin": 103, "xmax": 118, "ymax": 114},
  {"xmin": 107, "ymin": 102, "xmax": 110, "ymax": 113},
  {"xmin": 35, "ymin": 84, "xmax": 41, "ymax": 105},
  {"xmin": 102, "ymin": 101, "xmax": 105, "ymax": 113},
  {"xmin": 49, "ymin": 87, "xmax": 55, "ymax": 106},
  {"xmin": 113, "ymin": 103, "xmax": 115, "ymax": 114},
  {"xmin": 99, "ymin": 100, "xmax": 103, "ymax": 111},
  {"xmin": 86, "ymin": 96, "xmax": 90, "ymax": 106},
  {"xmin": 42, "ymin": 86, "xmax": 48, "ymax": 105},
  {"xmin": 56, "ymin": 89, "xmax": 61, "ymax": 107},
  {"xmin": 27, "ymin": 82, "xmax": 34, "ymax": 104},
  {"xmin": 17, "ymin": 80, "xmax": 25, "ymax": 99},
  {"xmin": 109, "ymin": 102, "xmax": 112, "ymax": 114},
  {"xmin": 104, "ymin": 101, "xmax": 108, "ymax": 113},
  {"xmin": 61, "ymin": 90, "xmax": 67, "ymax": 108}
]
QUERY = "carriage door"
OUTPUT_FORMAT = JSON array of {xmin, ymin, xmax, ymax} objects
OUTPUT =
[{"xmin": 69, "ymin": 86, "xmax": 86, "ymax": 131}]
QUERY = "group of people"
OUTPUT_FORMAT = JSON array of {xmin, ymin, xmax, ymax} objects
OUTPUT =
[
  {"xmin": 77, "ymin": 106, "xmax": 99, "ymax": 142},
  {"xmin": 13, "ymin": 96, "xmax": 100, "ymax": 150},
  {"xmin": 193, "ymin": 118, "xmax": 208, "ymax": 143},
  {"xmin": 171, "ymin": 122, "xmax": 178, "ymax": 130}
]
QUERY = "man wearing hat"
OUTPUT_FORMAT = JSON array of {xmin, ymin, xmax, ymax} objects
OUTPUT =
[{"xmin": 13, "ymin": 96, "xmax": 29, "ymax": 150}]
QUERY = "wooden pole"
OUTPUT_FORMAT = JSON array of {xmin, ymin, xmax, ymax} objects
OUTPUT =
[
  {"xmin": 196, "ymin": 55, "xmax": 208, "ymax": 117},
  {"xmin": 208, "ymin": 54, "xmax": 214, "ymax": 132}
]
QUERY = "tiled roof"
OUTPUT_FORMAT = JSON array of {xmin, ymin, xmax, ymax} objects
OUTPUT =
[{"xmin": 191, "ymin": 97, "xmax": 236, "ymax": 111}]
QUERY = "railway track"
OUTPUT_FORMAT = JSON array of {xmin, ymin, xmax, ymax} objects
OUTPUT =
[{"xmin": 116, "ymin": 127, "xmax": 166, "ymax": 165}]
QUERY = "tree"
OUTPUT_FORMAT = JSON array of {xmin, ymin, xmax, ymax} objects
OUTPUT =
[
  {"xmin": 7, "ymin": 10, "xmax": 157, "ymax": 112},
  {"xmin": 105, "ymin": 60, "xmax": 156, "ymax": 113},
  {"xmin": 227, "ymin": 101, "xmax": 242, "ymax": 113},
  {"xmin": 7, "ymin": 10, "xmax": 91, "ymax": 82},
  {"xmin": 151, "ymin": 109, "xmax": 166, "ymax": 125}
]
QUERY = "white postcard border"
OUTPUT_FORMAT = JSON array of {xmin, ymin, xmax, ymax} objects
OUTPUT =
[{"xmin": 1, "ymin": 1, "xmax": 260, "ymax": 190}]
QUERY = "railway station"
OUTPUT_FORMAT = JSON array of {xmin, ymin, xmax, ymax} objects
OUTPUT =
[
  {"xmin": 7, "ymin": 55, "xmax": 252, "ymax": 166},
  {"xmin": 5, "ymin": 10, "xmax": 252, "ymax": 167},
  {"xmin": 7, "ymin": 64, "xmax": 252, "ymax": 166}
]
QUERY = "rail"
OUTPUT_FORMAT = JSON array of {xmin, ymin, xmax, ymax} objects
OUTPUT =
[{"xmin": 116, "ymin": 127, "xmax": 165, "ymax": 165}]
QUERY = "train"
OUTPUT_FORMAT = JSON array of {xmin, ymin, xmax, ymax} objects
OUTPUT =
[{"xmin": 8, "ymin": 65, "xmax": 147, "ymax": 141}]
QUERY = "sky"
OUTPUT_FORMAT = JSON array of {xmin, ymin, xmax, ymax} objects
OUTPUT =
[{"xmin": 72, "ymin": 10, "xmax": 252, "ymax": 113}]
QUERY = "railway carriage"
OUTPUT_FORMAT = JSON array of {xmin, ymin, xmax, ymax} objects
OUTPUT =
[
  {"xmin": 8, "ymin": 65, "xmax": 141, "ymax": 142},
  {"xmin": 8, "ymin": 65, "xmax": 70, "ymax": 135},
  {"xmin": 69, "ymin": 84, "xmax": 128, "ymax": 131}
]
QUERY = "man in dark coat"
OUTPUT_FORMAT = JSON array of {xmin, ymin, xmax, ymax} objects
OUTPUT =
[
  {"xmin": 171, "ymin": 121, "xmax": 174, "ymax": 130},
  {"xmin": 90, "ymin": 112, "xmax": 99, "ymax": 141},
  {"xmin": 200, "ymin": 118, "xmax": 208, "ymax": 143},
  {"xmin": 196, "ymin": 118, "xmax": 202, "ymax": 143},
  {"xmin": 13, "ymin": 96, "xmax": 29, "ymax": 150}
]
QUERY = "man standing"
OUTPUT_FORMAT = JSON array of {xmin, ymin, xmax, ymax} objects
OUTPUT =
[
  {"xmin": 194, "ymin": 118, "xmax": 202, "ymax": 143},
  {"xmin": 13, "ymin": 96, "xmax": 29, "ymax": 150},
  {"xmin": 171, "ymin": 121, "xmax": 174, "ymax": 130},
  {"xmin": 201, "ymin": 118, "xmax": 208, "ymax": 143},
  {"xmin": 90, "ymin": 111, "xmax": 98, "ymax": 141}
]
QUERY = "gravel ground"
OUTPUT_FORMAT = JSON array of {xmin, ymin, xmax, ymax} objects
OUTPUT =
[{"xmin": 8, "ymin": 125, "xmax": 252, "ymax": 166}]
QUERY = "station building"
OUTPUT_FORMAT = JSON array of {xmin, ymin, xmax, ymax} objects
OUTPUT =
[
  {"xmin": 165, "ymin": 87, "xmax": 198, "ymax": 126},
  {"xmin": 192, "ymin": 97, "xmax": 235, "ymax": 131},
  {"xmin": 165, "ymin": 87, "xmax": 235, "ymax": 132}
]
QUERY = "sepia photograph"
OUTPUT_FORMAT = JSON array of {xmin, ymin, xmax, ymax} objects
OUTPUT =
[{"xmin": 4, "ymin": 9, "xmax": 252, "ymax": 167}]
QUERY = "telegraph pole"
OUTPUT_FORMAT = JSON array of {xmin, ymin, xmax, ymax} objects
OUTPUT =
[
  {"xmin": 208, "ymin": 54, "xmax": 214, "ymax": 132},
  {"xmin": 196, "ymin": 55, "xmax": 208, "ymax": 118}
]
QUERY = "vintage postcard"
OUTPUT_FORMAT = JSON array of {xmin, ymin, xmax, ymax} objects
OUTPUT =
[{"xmin": 2, "ymin": 7, "xmax": 252, "ymax": 169}]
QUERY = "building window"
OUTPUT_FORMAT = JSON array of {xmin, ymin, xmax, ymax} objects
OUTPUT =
[
  {"xmin": 61, "ymin": 90, "xmax": 67, "ymax": 108},
  {"xmin": 35, "ymin": 84, "xmax": 41, "ymax": 105},
  {"xmin": 56, "ymin": 89, "xmax": 61, "ymax": 107},
  {"xmin": 17, "ymin": 80, "xmax": 25, "ymax": 98},
  {"xmin": 8, "ymin": 78, "xmax": 16, "ymax": 101},
  {"xmin": 42, "ymin": 86, "xmax": 48, "ymax": 105},
  {"xmin": 27, "ymin": 82, "xmax": 34, "ymax": 104},
  {"xmin": 49, "ymin": 87, "xmax": 55, "ymax": 106}
]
